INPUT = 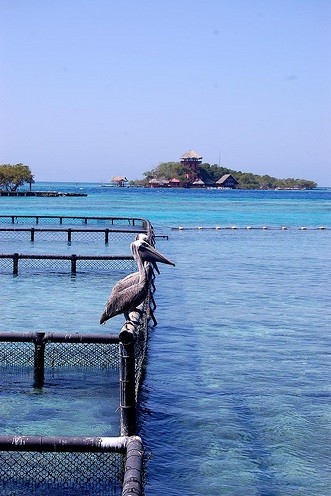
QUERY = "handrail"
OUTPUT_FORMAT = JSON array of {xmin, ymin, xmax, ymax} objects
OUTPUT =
[
  {"xmin": 0, "ymin": 252, "xmax": 134, "ymax": 275},
  {"xmin": 0, "ymin": 214, "xmax": 148, "ymax": 226}
]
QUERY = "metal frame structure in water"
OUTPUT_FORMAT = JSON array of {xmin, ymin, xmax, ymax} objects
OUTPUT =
[{"xmin": 0, "ymin": 215, "xmax": 157, "ymax": 495}]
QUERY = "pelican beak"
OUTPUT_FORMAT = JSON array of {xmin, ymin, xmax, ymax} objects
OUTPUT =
[{"xmin": 139, "ymin": 242, "xmax": 175, "ymax": 267}]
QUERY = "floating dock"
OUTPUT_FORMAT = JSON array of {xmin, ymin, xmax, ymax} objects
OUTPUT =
[{"xmin": 0, "ymin": 191, "xmax": 87, "ymax": 197}]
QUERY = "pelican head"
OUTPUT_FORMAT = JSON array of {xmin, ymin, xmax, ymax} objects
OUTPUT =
[
  {"xmin": 131, "ymin": 239, "xmax": 175, "ymax": 267},
  {"xmin": 135, "ymin": 233, "xmax": 150, "ymax": 242}
]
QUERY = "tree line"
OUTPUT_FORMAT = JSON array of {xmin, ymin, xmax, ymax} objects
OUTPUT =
[
  {"xmin": 132, "ymin": 162, "xmax": 317, "ymax": 189},
  {"xmin": 0, "ymin": 164, "xmax": 34, "ymax": 191}
]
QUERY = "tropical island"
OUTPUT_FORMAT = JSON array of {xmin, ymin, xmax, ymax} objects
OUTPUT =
[
  {"xmin": 1, "ymin": 156, "xmax": 317, "ymax": 192},
  {"xmin": 130, "ymin": 150, "xmax": 317, "ymax": 190}
]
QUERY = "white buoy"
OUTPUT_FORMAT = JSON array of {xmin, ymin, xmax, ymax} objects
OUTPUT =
[
  {"xmin": 300, "ymin": 226, "xmax": 307, "ymax": 230},
  {"xmin": 281, "ymin": 226, "xmax": 287, "ymax": 230},
  {"xmin": 262, "ymin": 226, "xmax": 267, "ymax": 230},
  {"xmin": 178, "ymin": 226, "xmax": 184, "ymax": 230},
  {"xmin": 247, "ymin": 226, "xmax": 252, "ymax": 230}
]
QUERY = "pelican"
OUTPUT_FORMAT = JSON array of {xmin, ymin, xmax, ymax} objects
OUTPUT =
[
  {"xmin": 135, "ymin": 233, "xmax": 159, "ymax": 274},
  {"xmin": 100, "ymin": 239, "xmax": 175, "ymax": 324},
  {"xmin": 107, "ymin": 238, "xmax": 173, "ymax": 295}
]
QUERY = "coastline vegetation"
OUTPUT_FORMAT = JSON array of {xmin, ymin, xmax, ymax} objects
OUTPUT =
[
  {"xmin": 132, "ymin": 162, "xmax": 317, "ymax": 189},
  {"xmin": 0, "ymin": 163, "xmax": 34, "ymax": 191}
]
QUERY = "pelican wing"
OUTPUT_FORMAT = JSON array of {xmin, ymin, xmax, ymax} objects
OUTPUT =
[{"xmin": 100, "ymin": 278, "xmax": 148, "ymax": 324}]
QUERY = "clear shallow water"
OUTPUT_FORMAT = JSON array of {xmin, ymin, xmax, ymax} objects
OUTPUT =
[
  {"xmin": 140, "ymin": 229, "xmax": 330, "ymax": 495},
  {"xmin": 1, "ymin": 182, "xmax": 330, "ymax": 228},
  {"xmin": 1, "ymin": 184, "xmax": 330, "ymax": 495}
]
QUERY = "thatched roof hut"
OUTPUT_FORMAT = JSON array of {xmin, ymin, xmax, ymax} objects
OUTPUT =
[
  {"xmin": 180, "ymin": 150, "xmax": 202, "ymax": 160},
  {"xmin": 111, "ymin": 176, "xmax": 128, "ymax": 187}
]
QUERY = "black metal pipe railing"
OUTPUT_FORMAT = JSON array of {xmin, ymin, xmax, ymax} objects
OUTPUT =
[
  {"xmin": 0, "ymin": 328, "xmax": 142, "ymax": 437},
  {"xmin": 0, "ymin": 253, "xmax": 134, "ymax": 275},
  {"xmin": 0, "ymin": 214, "xmax": 149, "ymax": 226},
  {"xmin": 0, "ymin": 435, "xmax": 144, "ymax": 495},
  {"xmin": 0, "ymin": 331, "xmax": 120, "ymax": 387},
  {"xmin": 119, "ymin": 323, "xmax": 137, "ymax": 437},
  {"xmin": 33, "ymin": 331, "xmax": 45, "ymax": 388},
  {"xmin": 0, "ymin": 226, "xmax": 148, "ymax": 243},
  {"xmin": 0, "ymin": 435, "xmax": 127, "ymax": 452}
]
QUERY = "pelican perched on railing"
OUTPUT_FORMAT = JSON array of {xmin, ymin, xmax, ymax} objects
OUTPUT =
[
  {"xmin": 100, "ymin": 239, "xmax": 175, "ymax": 325},
  {"xmin": 135, "ymin": 233, "xmax": 159, "ymax": 274}
]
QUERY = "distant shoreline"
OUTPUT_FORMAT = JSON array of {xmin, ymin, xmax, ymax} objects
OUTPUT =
[{"xmin": 0, "ymin": 191, "xmax": 87, "ymax": 197}]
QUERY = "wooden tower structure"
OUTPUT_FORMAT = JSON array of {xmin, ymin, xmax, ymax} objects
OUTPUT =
[{"xmin": 180, "ymin": 150, "xmax": 202, "ymax": 183}]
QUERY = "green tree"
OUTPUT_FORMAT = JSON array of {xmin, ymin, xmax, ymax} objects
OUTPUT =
[
  {"xmin": 0, "ymin": 163, "xmax": 34, "ymax": 191},
  {"xmin": 143, "ymin": 162, "xmax": 188, "ymax": 181}
]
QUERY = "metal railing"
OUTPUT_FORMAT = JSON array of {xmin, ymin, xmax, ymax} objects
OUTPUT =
[
  {"xmin": 0, "ymin": 226, "xmax": 147, "ymax": 244},
  {"xmin": 0, "ymin": 253, "xmax": 135, "ymax": 275},
  {"xmin": 0, "ymin": 214, "xmax": 151, "ymax": 228},
  {"xmin": 0, "ymin": 316, "xmax": 149, "ymax": 493},
  {"xmin": 0, "ymin": 435, "xmax": 143, "ymax": 496},
  {"xmin": 0, "ymin": 215, "xmax": 158, "ymax": 494}
]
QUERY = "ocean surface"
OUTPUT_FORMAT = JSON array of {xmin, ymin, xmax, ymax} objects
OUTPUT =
[{"xmin": 0, "ymin": 183, "xmax": 330, "ymax": 495}]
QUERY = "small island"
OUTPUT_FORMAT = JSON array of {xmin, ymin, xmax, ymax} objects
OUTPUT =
[{"xmin": 131, "ymin": 150, "xmax": 317, "ymax": 190}]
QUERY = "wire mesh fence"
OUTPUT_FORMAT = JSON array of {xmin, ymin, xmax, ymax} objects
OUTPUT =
[
  {"xmin": 0, "ymin": 228, "xmax": 146, "ymax": 246},
  {"xmin": 0, "ymin": 326, "xmax": 148, "ymax": 493},
  {"xmin": 0, "ymin": 339, "xmax": 119, "ymax": 369},
  {"xmin": 0, "ymin": 435, "xmax": 143, "ymax": 496},
  {"xmin": 0, "ymin": 215, "xmax": 149, "ymax": 228},
  {"xmin": 0, "ymin": 450, "xmax": 124, "ymax": 496},
  {"xmin": 0, "ymin": 254, "xmax": 136, "ymax": 275},
  {"xmin": 134, "ymin": 304, "xmax": 150, "ymax": 400},
  {"xmin": 0, "ymin": 215, "xmax": 154, "ymax": 495}
]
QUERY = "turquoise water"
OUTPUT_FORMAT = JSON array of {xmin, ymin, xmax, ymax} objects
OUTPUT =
[{"xmin": 1, "ymin": 184, "xmax": 330, "ymax": 495}]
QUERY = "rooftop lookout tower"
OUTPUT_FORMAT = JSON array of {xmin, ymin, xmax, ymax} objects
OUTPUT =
[{"xmin": 180, "ymin": 150, "xmax": 202, "ymax": 183}]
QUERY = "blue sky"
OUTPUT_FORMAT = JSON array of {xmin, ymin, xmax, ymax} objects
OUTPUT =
[{"xmin": 1, "ymin": 0, "xmax": 330, "ymax": 185}]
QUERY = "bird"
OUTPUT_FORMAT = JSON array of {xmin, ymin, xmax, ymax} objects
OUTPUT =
[
  {"xmin": 135, "ymin": 233, "xmax": 159, "ymax": 274},
  {"xmin": 100, "ymin": 239, "xmax": 175, "ymax": 325},
  {"xmin": 106, "ymin": 238, "xmax": 172, "ymax": 295}
]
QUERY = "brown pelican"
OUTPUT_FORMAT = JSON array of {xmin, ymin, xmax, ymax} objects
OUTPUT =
[
  {"xmin": 135, "ymin": 233, "xmax": 159, "ymax": 274},
  {"xmin": 107, "ymin": 239, "xmax": 172, "ymax": 295},
  {"xmin": 100, "ymin": 239, "xmax": 175, "ymax": 324}
]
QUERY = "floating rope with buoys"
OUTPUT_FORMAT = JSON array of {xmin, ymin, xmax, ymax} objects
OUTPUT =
[{"xmin": 171, "ymin": 226, "xmax": 328, "ymax": 231}]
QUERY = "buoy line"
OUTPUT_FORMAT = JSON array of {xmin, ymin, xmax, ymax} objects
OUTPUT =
[{"xmin": 172, "ymin": 226, "xmax": 328, "ymax": 231}]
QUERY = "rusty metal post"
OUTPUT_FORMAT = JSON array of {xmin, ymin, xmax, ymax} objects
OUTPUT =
[{"xmin": 33, "ymin": 331, "xmax": 45, "ymax": 388}]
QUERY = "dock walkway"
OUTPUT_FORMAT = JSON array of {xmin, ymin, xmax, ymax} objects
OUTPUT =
[{"xmin": 0, "ymin": 190, "xmax": 87, "ymax": 197}]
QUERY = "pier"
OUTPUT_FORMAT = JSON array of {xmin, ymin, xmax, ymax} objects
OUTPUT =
[{"xmin": 0, "ymin": 190, "xmax": 87, "ymax": 197}]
